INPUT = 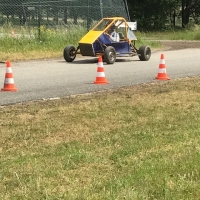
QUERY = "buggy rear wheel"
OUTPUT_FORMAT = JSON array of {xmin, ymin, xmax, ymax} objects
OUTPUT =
[
  {"xmin": 63, "ymin": 45, "xmax": 76, "ymax": 62},
  {"xmin": 104, "ymin": 46, "xmax": 116, "ymax": 64},
  {"xmin": 138, "ymin": 45, "xmax": 151, "ymax": 61}
]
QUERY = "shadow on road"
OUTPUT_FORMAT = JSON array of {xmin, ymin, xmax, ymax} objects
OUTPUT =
[{"xmin": 58, "ymin": 58, "xmax": 138, "ymax": 64}]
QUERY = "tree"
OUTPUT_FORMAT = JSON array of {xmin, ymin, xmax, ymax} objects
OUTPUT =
[
  {"xmin": 181, "ymin": 0, "xmax": 200, "ymax": 27},
  {"xmin": 127, "ymin": 0, "xmax": 200, "ymax": 30}
]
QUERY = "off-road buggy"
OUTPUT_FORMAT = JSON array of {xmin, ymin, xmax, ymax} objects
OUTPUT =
[{"xmin": 63, "ymin": 17, "xmax": 151, "ymax": 64}]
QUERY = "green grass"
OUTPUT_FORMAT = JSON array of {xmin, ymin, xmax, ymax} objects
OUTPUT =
[
  {"xmin": 0, "ymin": 23, "xmax": 160, "ymax": 61},
  {"xmin": 139, "ymin": 24, "xmax": 200, "ymax": 40},
  {"xmin": 1, "ymin": 76, "xmax": 200, "ymax": 199},
  {"xmin": 0, "ymin": 24, "xmax": 87, "ymax": 61},
  {"xmin": 1, "ymin": 23, "xmax": 200, "ymax": 61}
]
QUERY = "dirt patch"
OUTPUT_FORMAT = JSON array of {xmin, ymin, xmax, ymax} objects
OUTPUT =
[{"xmin": 160, "ymin": 40, "xmax": 200, "ymax": 51}]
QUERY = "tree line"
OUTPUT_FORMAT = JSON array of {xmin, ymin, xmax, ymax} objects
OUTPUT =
[{"xmin": 127, "ymin": 0, "xmax": 200, "ymax": 29}]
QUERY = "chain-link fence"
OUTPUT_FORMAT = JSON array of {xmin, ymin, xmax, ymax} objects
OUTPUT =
[{"xmin": 0, "ymin": 0, "xmax": 129, "ymax": 35}]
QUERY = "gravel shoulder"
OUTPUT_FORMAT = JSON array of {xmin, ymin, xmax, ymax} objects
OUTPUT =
[{"xmin": 160, "ymin": 40, "xmax": 200, "ymax": 51}]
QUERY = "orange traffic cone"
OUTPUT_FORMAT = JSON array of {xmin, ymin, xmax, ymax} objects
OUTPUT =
[
  {"xmin": 94, "ymin": 56, "xmax": 108, "ymax": 84},
  {"xmin": 11, "ymin": 29, "xmax": 15, "ymax": 37},
  {"xmin": 1, "ymin": 60, "xmax": 18, "ymax": 92},
  {"xmin": 155, "ymin": 54, "xmax": 170, "ymax": 80}
]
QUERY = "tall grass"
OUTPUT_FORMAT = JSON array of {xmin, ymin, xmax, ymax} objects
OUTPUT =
[
  {"xmin": 139, "ymin": 24, "xmax": 200, "ymax": 40},
  {"xmin": 0, "ymin": 23, "xmax": 87, "ymax": 61},
  {"xmin": 0, "ymin": 22, "xmax": 200, "ymax": 61}
]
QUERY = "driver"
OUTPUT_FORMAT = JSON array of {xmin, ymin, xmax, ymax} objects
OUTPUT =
[{"xmin": 105, "ymin": 24, "xmax": 120, "ymax": 42}]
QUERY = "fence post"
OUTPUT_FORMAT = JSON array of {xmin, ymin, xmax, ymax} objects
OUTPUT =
[
  {"xmin": 38, "ymin": 0, "xmax": 41, "ymax": 38},
  {"xmin": 100, "ymin": 0, "xmax": 103, "ymax": 19}
]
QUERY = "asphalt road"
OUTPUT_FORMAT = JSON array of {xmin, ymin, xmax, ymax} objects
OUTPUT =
[{"xmin": 0, "ymin": 48, "xmax": 200, "ymax": 106}]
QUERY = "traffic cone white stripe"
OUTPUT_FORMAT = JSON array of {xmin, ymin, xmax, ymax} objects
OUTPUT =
[
  {"xmin": 158, "ymin": 68, "xmax": 166, "ymax": 73},
  {"xmin": 160, "ymin": 59, "xmax": 165, "ymax": 64},
  {"xmin": 96, "ymin": 72, "xmax": 106, "ymax": 77},
  {"xmin": 6, "ymin": 68, "xmax": 12, "ymax": 73},
  {"xmin": 98, "ymin": 62, "xmax": 104, "ymax": 67},
  {"xmin": 5, "ymin": 78, "xmax": 15, "ymax": 84}
]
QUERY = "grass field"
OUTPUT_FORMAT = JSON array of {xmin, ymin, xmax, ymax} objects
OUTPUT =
[
  {"xmin": 1, "ymin": 76, "xmax": 200, "ymax": 199},
  {"xmin": 1, "ymin": 21, "xmax": 200, "ymax": 199}
]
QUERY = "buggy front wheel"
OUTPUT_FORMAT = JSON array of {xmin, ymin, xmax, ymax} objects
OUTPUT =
[
  {"xmin": 104, "ymin": 46, "xmax": 116, "ymax": 64},
  {"xmin": 63, "ymin": 45, "xmax": 76, "ymax": 62},
  {"xmin": 138, "ymin": 45, "xmax": 151, "ymax": 61}
]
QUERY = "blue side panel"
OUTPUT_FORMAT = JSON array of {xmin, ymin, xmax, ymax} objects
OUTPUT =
[
  {"xmin": 93, "ymin": 41, "xmax": 103, "ymax": 53},
  {"xmin": 92, "ymin": 34, "xmax": 131, "ymax": 56},
  {"xmin": 93, "ymin": 33, "xmax": 111, "ymax": 53},
  {"xmin": 110, "ymin": 42, "xmax": 131, "ymax": 55},
  {"xmin": 98, "ymin": 34, "xmax": 111, "ymax": 44}
]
